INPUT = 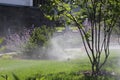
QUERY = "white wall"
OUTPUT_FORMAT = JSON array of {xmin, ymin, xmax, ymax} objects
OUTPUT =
[{"xmin": 0, "ymin": 0, "xmax": 33, "ymax": 6}]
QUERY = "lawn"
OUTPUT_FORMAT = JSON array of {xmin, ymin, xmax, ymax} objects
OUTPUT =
[
  {"xmin": 0, "ymin": 58, "xmax": 90, "ymax": 80},
  {"xmin": 0, "ymin": 50, "xmax": 120, "ymax": 80}
]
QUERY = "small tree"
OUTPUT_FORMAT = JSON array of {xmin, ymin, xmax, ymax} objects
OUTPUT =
[{"xmin": 52, "ymin": 0, "xmax": 120, "ymax": 76}]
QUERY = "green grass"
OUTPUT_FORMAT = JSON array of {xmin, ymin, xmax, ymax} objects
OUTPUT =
[
  {"xmin": 0, "ymin": 58, "xmax": 90, "ymax": 80},
  {"xmin": 0, "ymin": 50, "xmax": 120, "ymax": 80},
  {"xmin": 103, "ymin": 50, "xmax": 120, "ymax": 74}
]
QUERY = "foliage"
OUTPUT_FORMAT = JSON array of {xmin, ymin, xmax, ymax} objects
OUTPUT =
[
  {"xmin": 24, "ymin": 72, "xmax": 118, "ymax": 80},
  {"xmin": 12, "ymin": 73, "xmax": 20, "ymax": 80},
  {"xmin": 44, "ymin": 0, "xmax": 120, "ymax": 76},
  {"xmin": 5, "ymin": 28, "xmax": 31, "ymax": 52},
  {"xmin": 29, "ymin": 25, "xmax": 54, "ymax": 47},
  {"xmin": 1, "ymin": 74, "xmax": 8, "ymax": 80},
  {"xmin": 5, "ymin": 25, "xmax": 54, "ymax": 59},
  {"xmin": 39, "ymin": 0, "xmax": 56, "ymax": 21},
  {"xmin": 3, "ymin": 72, "xmax": 120, "ymax": 80},
  {"xmin": 22, "ymin": 25, "xmax": 54, "ymax": 59}
]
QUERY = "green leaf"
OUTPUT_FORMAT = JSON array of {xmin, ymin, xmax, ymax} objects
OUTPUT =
[
  {"xmin": 44, "ymin": 15, "xmax": 53, "ymax": 20},
  {"xmin": 63, "ymin": 3, "xmax": 71, "ymax": 11}
]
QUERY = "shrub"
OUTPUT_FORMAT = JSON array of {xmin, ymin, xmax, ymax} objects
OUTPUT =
[
  {"xmin": 22, "ymin": 25, "xmax": 54, "ymax": 59},
  {"xmin": 29, "ymin": 25, "xmax": 53, "ymax": 47},
  {"xmin": 5, "ymin": 25, "xmax": 54, "ymax": 59}
]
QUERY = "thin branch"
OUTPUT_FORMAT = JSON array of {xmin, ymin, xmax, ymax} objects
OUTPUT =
[{"xmin": 70, "ymin": 14, "xmax": 93, "ymax": 63}]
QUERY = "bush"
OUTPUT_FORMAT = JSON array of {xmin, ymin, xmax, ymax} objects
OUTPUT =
[
  {"xmin": 29, "ymin": 25, "xmax": 53, "ymax": 47},
  {"xmin": 5, "ymin": 25, "xmax": 54, "ymax": 59},
  {"xmin": 22, "ymin": 25, "xmax": 54, "ymax": 59}
]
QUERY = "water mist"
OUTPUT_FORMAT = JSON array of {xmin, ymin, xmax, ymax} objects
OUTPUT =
[{"xmin": 46, "ymin": 26, "xmax": 85, "ymax": 61}]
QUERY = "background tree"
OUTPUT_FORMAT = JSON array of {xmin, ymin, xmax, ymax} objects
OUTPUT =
[{"xmin": 51, "ymin": 0, "xmax": 120, "ymax": 76}]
